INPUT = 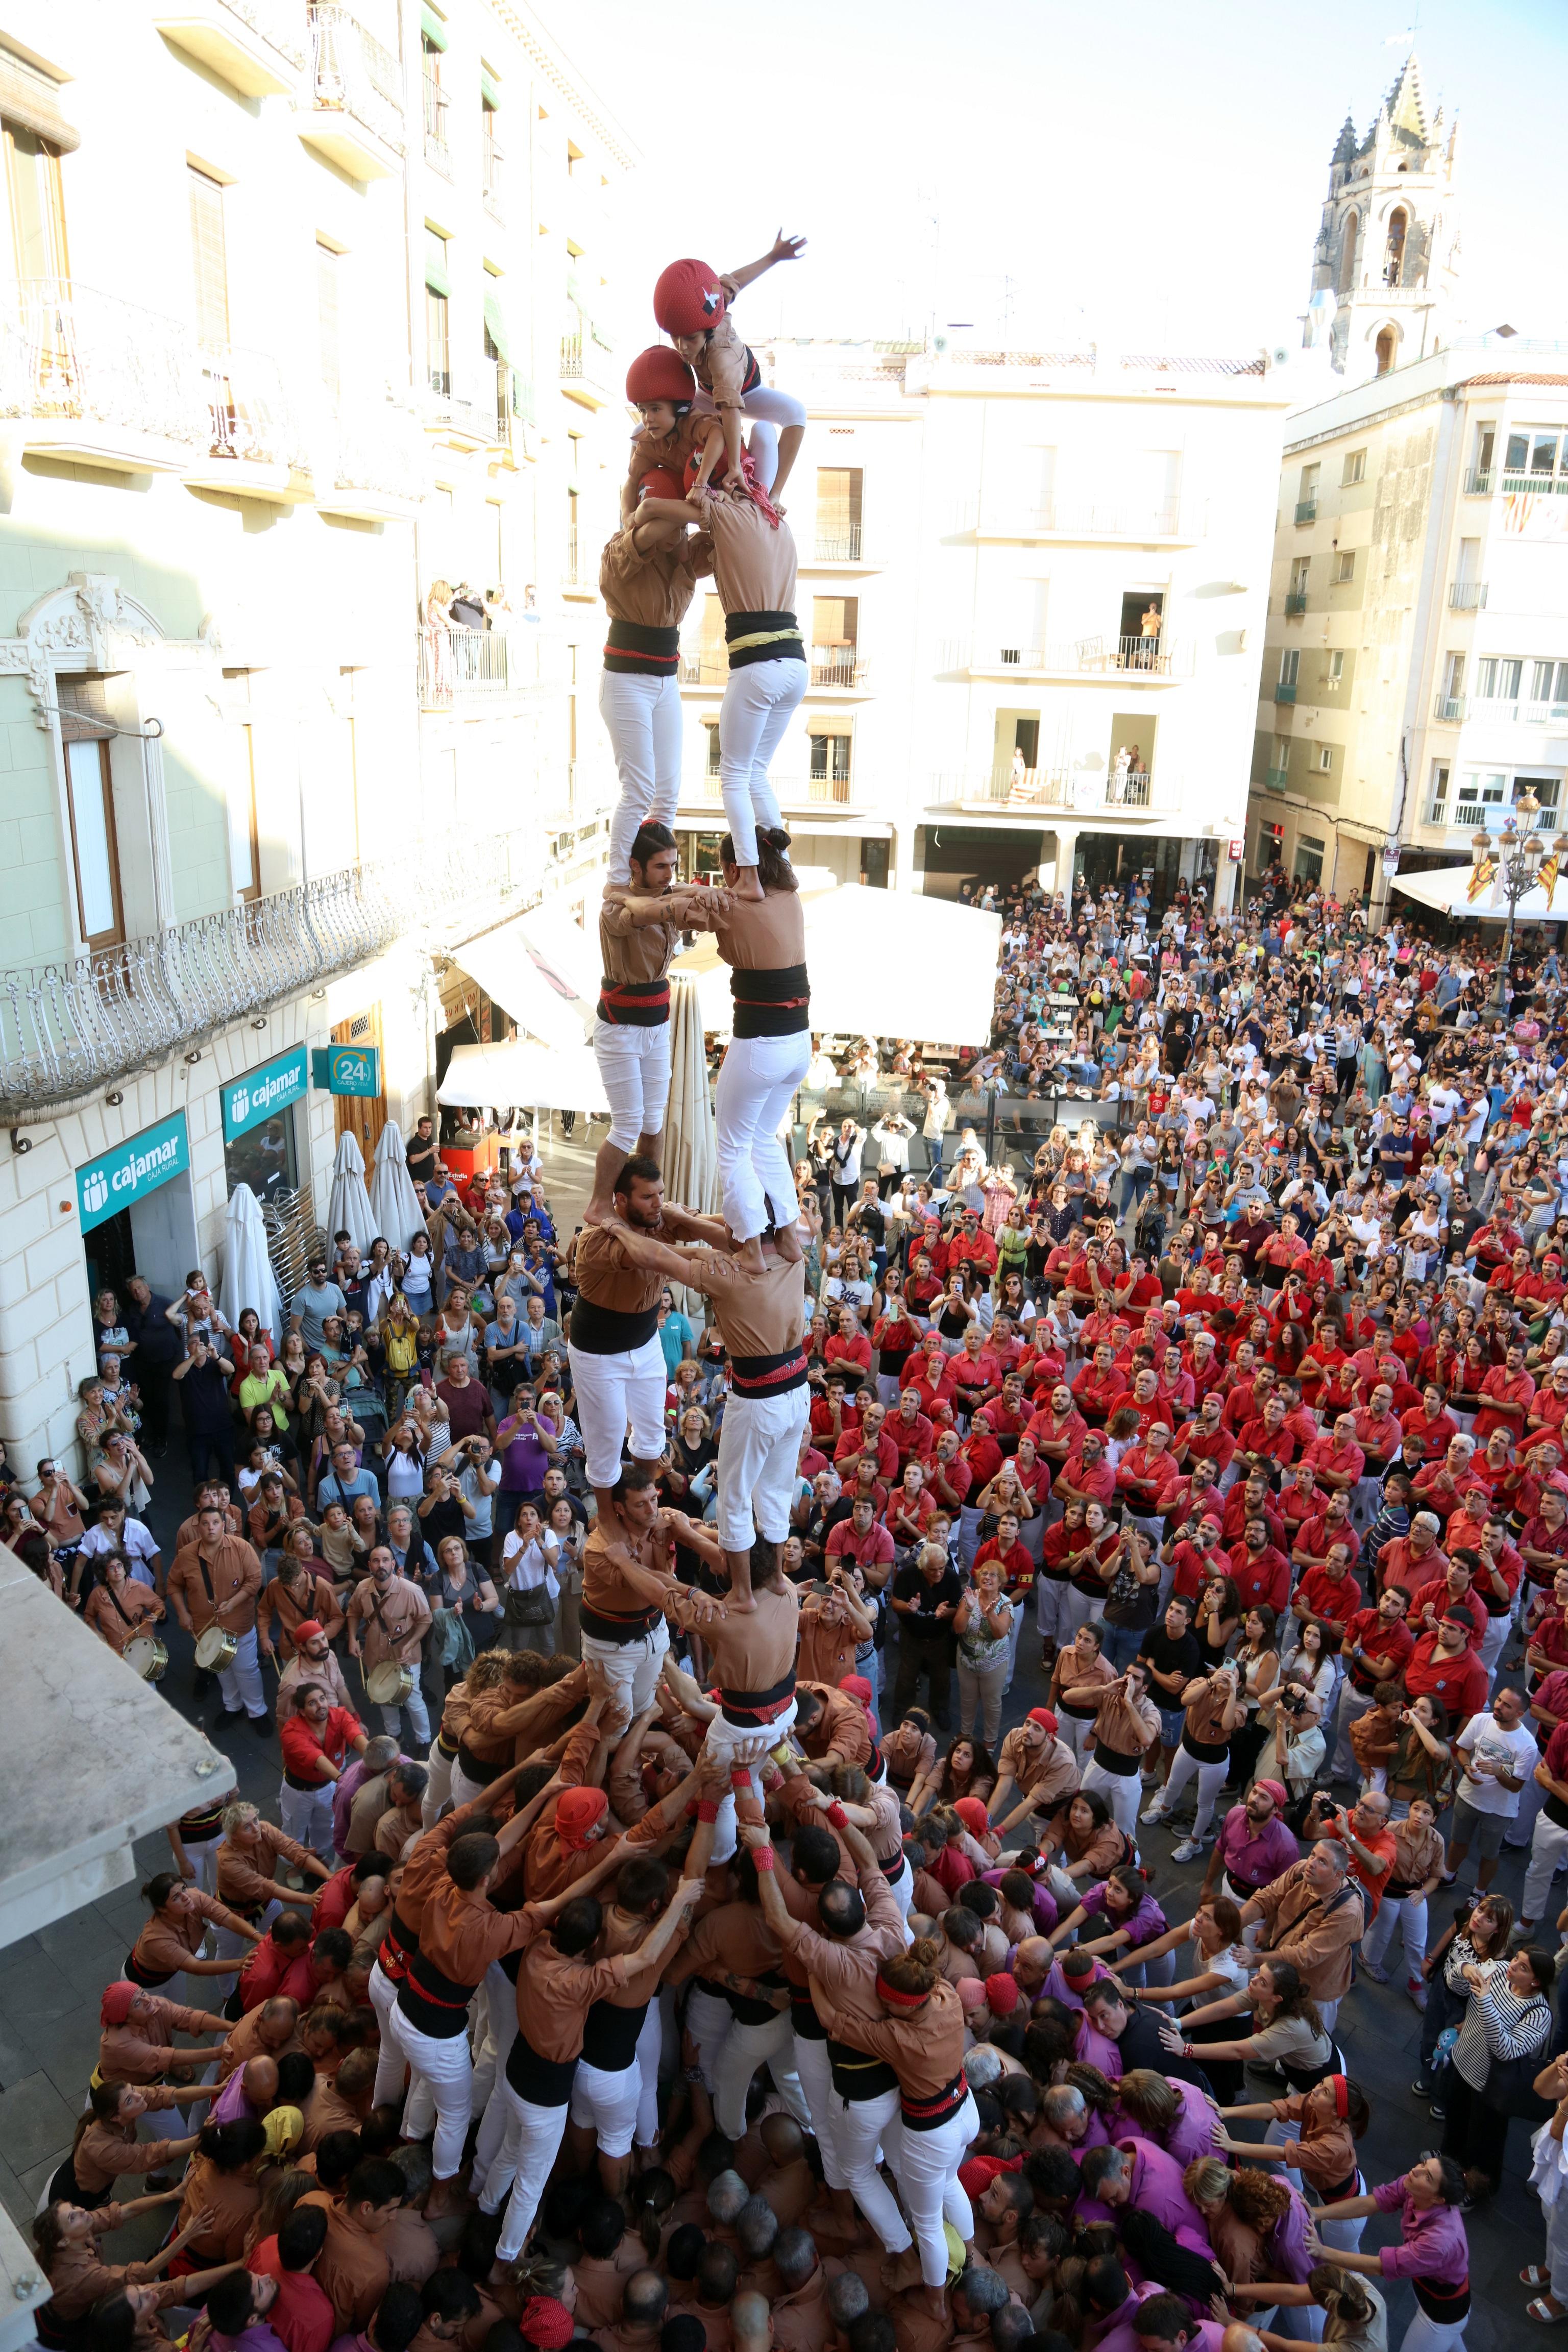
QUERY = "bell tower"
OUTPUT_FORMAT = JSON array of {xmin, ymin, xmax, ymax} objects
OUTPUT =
[{"xmin": 1308, "ymin": 54, "xmax": 1460, "ymax": 385}]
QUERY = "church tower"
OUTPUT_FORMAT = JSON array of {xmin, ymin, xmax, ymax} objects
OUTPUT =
[{"xmin": 1308, "ymin": 55, "xmax": 1460, "ymax": 385}]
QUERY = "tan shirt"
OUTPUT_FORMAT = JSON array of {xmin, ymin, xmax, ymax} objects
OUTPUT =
[
  {"xmin": 167, "ymin": 1534, "xmax": 264, "ymax": 1634},
  {"xmin": 315, "ymin": 2202, "xmax": 391, "ymax": 2332},
  {"xmin": 277, "ymin": 1646, "xmax": 353, "ymax": 1722},
  {"xmin": 574, "ymin": 1223, "xmax": 665, "ymax": 1318},
  {"xmin": 1251, "ymin": 1857, "xmax": 1365, "ymax": 2000},
  {"xmin": 704, "ymin": 488, "xmax": 798, "ymax": 613},
  {"xmin": 996, "ymin": 1728, "xmax": 1080, "ymax": 1812},
  {"xmin": 517, "ymin": 1937, "xmax": 628, "ymax": 2064},
  {"xmin": 599, "ymin": 894, "xmax": 684, "ymax": 989},
  {"xmin": 216, "ymin": 1823, "xmax": 315, "ymax": 1912},
  {"xmin": 464, "ymin": 1665, "xmax": 590, "ymax": 1767},
  {"xmin": 712, "ymin": 884, "xmax": 807, "ymax": 973},
  {"xmin": 129, "ymin": 1890, "xmax": 253, "ymax": 1981},
  {"xmin": 812, "ymin": 1974, "xmax": 967, "ymax": 2103},
  {"xmin": 98, "ymin": 1994, "xmax": 221, "ymax": 2086},
  {"xmin": 687, "ymin": 1246, "xmax": 806, "ymax": 1360},
  {"xmin": 83, "ymin": 1578, "xmax": 164, "ymax": 1656},
  {"xmin": 347, "ymin": 1569, "xmax": 431, "ymax": 1664},
  {"xmin": 74, "ymin": 2088, "xmax": 191, "ymax": 2194},
  {"xmin": 600, "ymin": 526, "xmax": 709, "ymax": 629},
  {"xmin": 418, "ymin": 1875, "xmax": 539, "ymax": 1989}
]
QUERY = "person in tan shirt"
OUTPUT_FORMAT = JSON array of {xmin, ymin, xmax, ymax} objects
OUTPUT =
[
  {"xmin": 990, "ymin": 1710, "xmax": 1081, "ymax": 1837},
  {"xmin": 125, "ymin": 1872, "xmax": 263, "ymax": 1996},
  {"xmin": 1238, "ymin": 1844, "xmax": 1365, "ymax": 2026},
  {"xmin": 83, "ymin": 1553, "xmax": 165, "ymax": 1658},
  {"xmin": 96, "ymin": 1980, "xmax": 230, "ymax": 2089},
  {"xmin": 312, "ymin": 2155, "xmax": 407, "ymax": 2331},
  {"xmin": 795, "ymin": 1682, "xmax": 873, "ymax": 1769},
  {"xmin": 33, "ymin": 2197, "xmax": 237, "ymax": 2332},
  {"xmin": 175, "ymin": 2117, "xmax": 268, "ymax": 2261},
  {"xmin": 259, "ymin": 1560, "xmax": 344, "ymax": 1661},
  {"xmin": 275, "ymin": 1620, "xmax": 354, "ymax": 1723},
  {"xmin": 215, "ymin": 1804, "xmax": 330, "ymax": 1957},
  {"xmin": 68, "ymin": 2076, "xmax": 212, "ymax": 2200},
  {"xmin": 345, "ymin": 1547, "xmax": 432, "ymax": 1748},
  {"xmin": 166, "ymin": 1507, "xmax": 270, "ymax": 1728},
  {"xmin": 646, "ymin": 236, "xmax": 807, "ymax": 503}
]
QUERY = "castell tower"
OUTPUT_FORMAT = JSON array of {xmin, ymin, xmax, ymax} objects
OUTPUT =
[{"xmin": 1308, "ymin": 54, "xmax": 1460, "ymax": 384}]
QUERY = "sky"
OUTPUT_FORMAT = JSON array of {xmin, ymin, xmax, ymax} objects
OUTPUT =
[{"xmin": 562, "ymin": 0, "xmax": 1568, "ymax": 360}]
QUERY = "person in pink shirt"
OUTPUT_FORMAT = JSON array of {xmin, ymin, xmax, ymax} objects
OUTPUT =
[{"xmin": 1077, "ymin": 2135, "xmax": 1210, "ymax": 2249}]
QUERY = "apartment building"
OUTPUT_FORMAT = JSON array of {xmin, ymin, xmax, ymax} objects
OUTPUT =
[
  {"xmin": 665, "ymin": 339, "xmax": 1293, "ymax": 909},
  {"xmin": 0, "ymin": 0, "xmax": 630, "ymax": 1477}
]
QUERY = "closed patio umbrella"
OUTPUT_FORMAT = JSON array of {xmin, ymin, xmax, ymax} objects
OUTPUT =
[
  {"xmin": 327, "ymin": 1130, "xmax": 377, "ymax": 1254},
  {"xmin": 369, "ymin": 1118, "xmax": 427, "ymax": 1251},
  {"xmin": 219, "ymin": 1181, "xmax": 285, "ymax": 1346}
]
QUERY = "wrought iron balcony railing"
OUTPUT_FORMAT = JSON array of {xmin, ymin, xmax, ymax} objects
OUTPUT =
[{"xmin": 0, "ymin": 831, "xmax": 546, "ymax": 1121}]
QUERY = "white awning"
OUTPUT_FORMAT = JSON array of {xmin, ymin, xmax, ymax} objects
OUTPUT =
[
  {"xmin": 673, "ymin": 883, "xmax": 1002, "ymax": 1044},
  {"xmin": 1391, "ymin": 863, "xmax": 1568, "ymax": 922},
  {"xmin": 446, "ymin": 910, "xmax": 597, "ymax": 1051},
  {"xmin": 437, "ymin": 1038, "xmax": 609, "ymax": 1114}
]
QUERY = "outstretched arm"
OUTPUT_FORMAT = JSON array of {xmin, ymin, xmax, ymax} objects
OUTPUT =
[{"xmin": 724, "ymin": 232, "xmax": 806, "ymax": 293}]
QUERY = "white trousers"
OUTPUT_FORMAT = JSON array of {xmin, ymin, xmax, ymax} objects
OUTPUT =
[
  {"xmin": 422, "ymin": 1742, "xmax": 453, "ymax": 1828},
  {"xmin": 278, "ymin": 1779, "xmax": 336, "ymax": 1861},
  {"xmin": 582, "ymin": 1619, "xmax": 670, "ymax": 1718},
  {"xmin": 792, "ymin": 2033, "xmax": 846, "ymax": 2187},
  {"xmin": 183, "ymin": 1840, "xmax": 219, "ymax": 1899},
  {"xmin": 495, "ymin": 2086, "xmax": 570, "ymax": 2262},
  {"xmin": 1152, "ymin": 1746, "xmax": 1230, "ymax": 1843},
  {"xmin": 716, "ymin": 1384, "xmax": 811, "ymax": 1551},
  {"xmin": 380, "ymin": 1682, "xmax": 430, "ymax": 1746},
  {"xmin": 470, "ymin": 1958, "xmax": 521, "ymax": 2117},
  {"xmin": 701, "ymin": 1697, "xmax": 798, "ymax": 1864},
  {"xmin": 715, "ymin": 1029, "xmax": 811, "ymax": 1243},
  {"xmin": 686, "ymin": 1982, "xmax": 734, "ymax": 2093},
  {"xmin": 1363, "ymin": 1890, "xmax": 1430, "ymax": 1980},
  {"xmin": 718, "ymin": 657, "xmax": 805, "ymax": 867},
  {"xmin": 600, "ymin": 669, "xmax": 682, "ymax": 883},
  {"xmin": 387, "ymin": 2004, "xmax": 473, "ymax": 2177},
  {"xmin": 368, "ymin": 1961, "xmax": 404, "ymax": 2108},
  {"xmin": 1478, "ymin": 1606, "xmax": 1513, "ymax": 1685},
  {"xmin": 1397, "ymin": 2310, "xmax": 1467, "ymax": 2352},
  {"xmin": 568, "ymin": 1331, "xmax": 668, "ymax": 1488},
  {"xmin": 594, "ymin": 1018, "xmax": 672, "ymax": 1154},
  {"xmin": 712, "ymin": 2008, "xmax": 810, "ymax": 2140},
  {"xmin": 834, "ymin": 2084, "xmax": 911, "ymax": 2252},
  {"xmin": 218, "ymin": 1626, "xmax": 267, "ymax": 1719},
  {"xmin": 1081, "ymin": 1758, "xmax": 1141, "ymax": 1840},
  {"xmin": 569, "ymin": 2055, "xmax": 643, "ymax": 2159},
  {"xmin": 1523, "ymin": 1815, "xmax": 1568, "ymax": 1925},
  {"xmin": 894, "ymin": 2092, "xmax": 979, "ymax": 2289},
  {"xmin": 691, "ymin": 384, "xmax": 808, "ymax": 493}
]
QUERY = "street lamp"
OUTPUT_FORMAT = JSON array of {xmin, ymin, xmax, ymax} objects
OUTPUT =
[{"xmin": 1472, "ymin": 786, "xmax": 1544, "ymax": 1012}]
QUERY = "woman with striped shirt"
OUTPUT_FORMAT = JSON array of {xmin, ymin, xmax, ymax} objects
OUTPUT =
[{"xmin": 1438, "ymin": 1941, "xmax": 1556, "ymax": 2198}]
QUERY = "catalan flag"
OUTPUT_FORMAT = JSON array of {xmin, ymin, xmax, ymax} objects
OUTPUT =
[
  {"xmin": 1539, "ymin": 851, "xmax": 1560, "ymax": 911},
  {"xmin": 1467, "ymin": 857, "xmax": 1496, "ymax": 902}
]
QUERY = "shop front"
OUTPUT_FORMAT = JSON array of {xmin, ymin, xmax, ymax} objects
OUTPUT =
[
  {"xmin": 221, "ymin": 1044, "xmax": 309, "ymax": 1203},
  {"xmin": 77, "ymin": 1112, "xmax": 198, "ymax": 1304}
]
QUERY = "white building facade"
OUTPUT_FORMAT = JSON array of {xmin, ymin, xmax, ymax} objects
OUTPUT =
[
  {"xmin": 664, "ymin": 340, "xmax": 1293, "ymax": 911},
  {"xmin": 0, "ymin": 0, "xmax": 631, "ymax": 1477}
]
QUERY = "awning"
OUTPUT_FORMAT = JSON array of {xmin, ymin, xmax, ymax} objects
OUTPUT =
[
  {"xmin": 446, "ymin": 910, "xmax": 597, "ymax": 1054},
  {"xmin": 1392, "ymin": 863, "xmax": 1568, "ymax": 922},
  {"xmin": 420, "ymin": 5, "xmax": 449, "ymax": 49},
  {"xmin": 438, "ymin": 1039, "xmax": 609, "ymax": 1115},
  {"xmin": 480, "ymin": 68, "xmax": 502, "ymax": 108},
  {"xmin": 483, "ymin": 288, "xmax": 510, "ymax": 364},
  {"xmin": 0, "ymin": 51, "xmax": 79, "ymax": 152},
  {"xmin": 672, "ymin": 883, "xmax": 1002, "ymax": 1045},
  {"xmin": 425, "ymin": 258, "xmax": 450, "ymax": 299}
]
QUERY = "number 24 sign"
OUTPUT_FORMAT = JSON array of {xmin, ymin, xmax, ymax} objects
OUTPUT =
[{"xmin": 312, "ymin": 1044, "xmax": 381, "ymax": 1097}]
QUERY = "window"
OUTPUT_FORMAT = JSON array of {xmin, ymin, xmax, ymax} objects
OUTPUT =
[
  {"xmin": 1428, "ymin": 763, "xmax": 1451, "ymax": 823},
  {"xmin": 704, "ymin": 722, "xmax": 720, "ymax": 776},
  {"xmin": 63, "ymin": 737, "xmax": 125, "ymax": 951},
  {"xmin": 815, "ymin": 467, "xmax": 864, "ymax": 561},
  {"xmin": 229, "ymin": 721, "xmax": 260, "ymax": 901},
  {"xmin": 187, "ymin": 164, "xmax": 229, "ymax": 347},
  {"xmin": 1326, "ymin": 650, "xmax": 1346, "ymax": 683},
  {"xmin": 1505, "ymin": 430, "xmax": 1563, "ymax": 482},
  {"xmin": 1443, "ymin": 651, "xmax": 1466, "ymax": 698},
  {"xmin": 425, "ymin": 227, "xmax": 449, "ymax": 393},
  {"xmin": 5, "ymin": 123, "xmax": 67, "ymax": 279},
  {"xmin": 566, "ymin": 485, "xmax": 579, "ymax": 581},
  {"xmin": 1532, "ymin": 661, "xmax": 1568, "ymax": 710},
  {"xmin": 1279, "ymin": 648, "xmax": 1300, "ymax": 687},
  {"xmin": 810, "ymin": 732, "xmax": 852, "ymax": 783},
  {"xmin": 1334, "ymin": 550, "xmax": 1356, "ymax": 583},
  {"xmin": 1477, "ymin": 657, "xmax": 1524, "ymax": 701},
  {"xmin": 1315, "ymin": 745, "xmax": 1333, "ymax": 772},
  {"xmin": 1476, "ymin": 425, "xmax": 1496, "ymax": 475},
  {"xmin": 1293, "ymin": 832, "xmax": 1325, "ymax": 886},
  {"xmin": 1375, "ymin": 327, "xmax": 1396, "ymax": 376},
  {"xmin": 1301, "ymin": 462, "xmax": 1319, "ymax": 499},
  {"xmin": 1454, "ymin": 771, "xmax": 1507, "ymax": 825},
  {"xmin": 1289, "ymin": 556, "xmax": 1310, "ymax": 594},
  {"xmin": 316, "ymin": 238, "xmax": 340, "ymax": 394},
  {"xmin": 1520, "ymin": 777, "xmax": 1562, "ymax": 834},
  {"xmin": 1341, "ymin": 449, "xmax": 1367, "ymax": 486}
]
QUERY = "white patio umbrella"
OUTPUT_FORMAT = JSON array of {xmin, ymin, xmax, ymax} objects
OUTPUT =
[
  {"xmin": 369, "ymin": 1118, "xmax": 428, "ymax": 1251},
  {"xmin": 327, "ymin": 1130, "xmax": 377, "ymax": 1254},
  {"xmin": 218, "ymin": 1182, "xmax": 284, "ymax": 1345},
  {"xmin": 660, "ymin": 972, "xmax": 719, "ymax": 1319}
]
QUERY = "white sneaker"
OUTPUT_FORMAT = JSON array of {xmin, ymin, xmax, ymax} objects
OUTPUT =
[
  {"xmin": 1171, "ymin": 1836, "xmax": 1208, "ymax": 1863},
  {"xmin": 1140, "ymin": 1798, "xmax": 1168, "ymax": 1824}
]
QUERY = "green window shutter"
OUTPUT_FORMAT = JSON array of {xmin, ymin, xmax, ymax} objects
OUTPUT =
[
  {"xmin": 425, "ymin": 258, "xmax": 450, "ymax": 299},
  {"xmin": 420, "ymin": 6, "xmax": 449, "ymax": 47},
  {"xmin": 480, "ymin": 69, "xmax": 501, "ymax": 108},
  {"xmin": 482, "ymin": 289, "xmax": 510, "ymax": 362}
]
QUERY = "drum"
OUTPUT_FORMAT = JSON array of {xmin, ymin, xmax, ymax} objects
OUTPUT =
[
  {"xmin": 194, "ymin": 1623, "xmax": 238, "ymax": 1673},
  {"xmin": 366, "ymin": 1659, "xmax": 414, "ymax": 1707},
  {"xmin": 124, "ymin": 1633, "xmax": 168, "ymax": 1682}
]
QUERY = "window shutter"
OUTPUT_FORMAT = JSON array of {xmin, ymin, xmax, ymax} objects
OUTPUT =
[
  {"xmin": 188, "ymin": 166, "xmax": 229, "ymax": 347},
  {"xmin": 316, "ymin": 240, "xmax": 340, "ymax": 393}
]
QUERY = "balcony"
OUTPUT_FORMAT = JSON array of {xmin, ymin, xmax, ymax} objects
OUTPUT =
[
  {"xmin": 1464, "ymin": 465, "xmax": 1568, "ymax": 500},
  {"xmin": 810, "ymin": 649, "xmax": 870, "ymax": 690},
  {"xmin": 425, "ymin": 356, "xmax": 500, "ymax": 451},
  {"xmin": 482, "ymin": 134, "xmax": 504, "ymax": 218},
  {"xmin": 1265, "ymin": 767, "xmax": 1290, "ymax": 791},
  {"xmin": 558, "ymin": 330, "xmax": 615, "ymax": 409},
  {"xmin": 1294, "ymin": 498, "xmax": 1317, "ymax": 524},
  {"xmin": 928, "ymin": 766, "xmax": 1164, "ymax": 815},
  {"xmin": 316, "ymin": 385, "xmax": 430, "ymax": 521},
  {"xmin": 801, "ymin": 528, "xmax": 883, "ymax": 569},
  {"xmin": 153, "ymin": 0, "xmax": 304, "ymax": 95},
  {"xmin": 954, "ymin": 635, "xmax": 1188, "ymax": 682},
  {"xmin": 1458, "ymin": 697, "xmax": 1568, "ymax": 729},
  {"xmin": 489, "ymin": 361, "xmax": 535, "ymax": 461},
  {"xmin": 296, "ymin": 5, "xmax": 404, "ymax": 180},
  {"xmin": 972, "ymin": 499, "xmax": 1194, "ymax": 544},
  {"xmin": 1465, "ymin": 470, "xmax": 1493, "ymax": 497},
  {"xmin": 1284, "ymin": 592, "xmax": 1308, "ymax": 616},
  {"xmin": 678, "ymin": 653, "xmax": 725, "ymax": 688},
  {"xmin": 0, "ymin": 281, "xmax": 204, "ymax": 474},
  {"xmin": 187, "ymin": 345, "xmax": 310, "ymax": 502},
  {"xmin": 1449, "ymin": 581, "xmax": 1489, "ymax": 610},
  {"xmin": 1434, "ymin": 693, "xmax": 1468, "ymax": 722},
  {"xmin": 0, "ymin": 829, "xmax": 543, "ymax": 1122},
  {"xmin": 423, "ymin": 70, "xmax": 450, "ymax": 175},
  {"xmin": 1273, "ymin": 680, "xmax": 1297, "ymax": 705}
]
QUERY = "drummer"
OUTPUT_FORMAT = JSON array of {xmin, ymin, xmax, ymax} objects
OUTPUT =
[
  {"xmin": 83, "ymin": 1553, "xmax": 165, "ymax": 1661},
  {"xmin": 346, "ymin": 1546, "xmax": 433, "ymax": 1751},
  {"xmin": 164, "ymin": 1504, "xmax": 269, "ymax": 1734},
  {"xmin": 275, "ymin": 1619, "xmax": 354, "ymax": 1723}
]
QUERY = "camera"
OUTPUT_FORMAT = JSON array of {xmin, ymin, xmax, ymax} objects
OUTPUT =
[{"xmin": 1281, "ymin": 1687, "xmax": 1308, "ymax": 1718}]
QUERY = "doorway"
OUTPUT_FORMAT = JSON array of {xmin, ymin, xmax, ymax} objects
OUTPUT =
[{"xmin": 331, "ymin": 1006, "xmax": 387, "ymax": 1162}]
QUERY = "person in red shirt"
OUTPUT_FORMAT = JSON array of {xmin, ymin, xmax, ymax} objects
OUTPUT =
[
  {"xmin": 1291, "ymin": 1492, "xmax": 1359, "ymax": 1571},
  {"xmin": 1164, "ymin": 1512, "xmax": 1229, "ymax": 1602},
  {"xmin": 1278, "ymin": 1459, "xmax": 1327, "ymax": 1542},
  {"xmin": 1159, "ymin": 1458, "xmax": 1226, "ymax": 1537},
  {"xmin": 975, "ymin": 1373, "xmax": 1029, "ymax": 1453},
  {"xmin": 1332, "ymin": 1585, "xmax": 1418, "ymax": 1776},
  {"xmin": 1401, "ymin": 1385, "xmax": 1460, "ymax": 1461},
  {"xmin": 1350, "ymin": 1388, "xmax": 1403, "ymax": 1475},
  {"xmin": 1221, "ymin": 1471, "xmax": 1287, "ymax": 1551},
  {"xmin": 1108, "ymin": 1366, "xmax": 1176, "ymax": 1442},
  {"xmin": 1305, "ymin": 1414, "xmax": 1366, "ymax": 1496},
  {"xmin": 1292, "ymin": 1545, "xmax": 1362, "ymax": 1637},
  {"xmin": 924, "ymin": 1428, "xmax": 973, "ymax": 1524},
  {"xmin": 1474, "ymin": 1343, "xmax": 1535, "ymax": 1444},
  {"xmin": 1235, "ymin": 1394, "xmax": 1296, "ymax": 1481},
  {"xmin": 825, "ymin": 1497, "xmax": 896, "ymax": 1582},
  {"xmin": 832, "ymin": 1407, "xmax": 898, "ymax": 1487},
  {"xmin": 886, "ymin": 1388, "xmax": 936, "ymax": 1470},
  {"xmin": 1056, "ymin": 1431, "xmax": 1116, "ymax": 1511},
  {"xmin": 962, "ymin": 1424, "xmax": 1004, "ymax": 1494},
  {"xmin": 1527, "ymin": 1359, "xmax": 1568, "ymax": 1442},
  {"xmin": 1116, "ymin": 1424, "xmax": 1182, "ymax": 1523},
  {"xmin": 974, "ymin": 1516, "xmax": 1034, "ymax": 1603},
  {"xmin": 1227, "ymin": 1516, "xmax": 1292, "ymax": 1616},
  {"xmin": 1404, "ymin": 1608, "xmax": 1489, "ymax": 1728},
  {"xmin": 1376, "ymin": 1516, "xmax": 1448, "ymax": 1599},
  {"xmin": 1405, "ymin": 1557, "xmax": 1484, "ymax": 1649},
  {"xmin": 278, "ymin": 1687, "xmax": 368, "ymax": 1858},
  {"xmin": 250, "ymin": 2216, "xmax": 338, "ymax": 2352},
  {"xmin": 1183, "ymin": 1391, "xmax": 1237, "ymax": 1480},
  {"xmin": 949, "ymin": 1327, "xmax": 1003, "ymax": 1424},
  {"xmin": 1222, "ymin": 1358, "xmax": 1277, "ymax": 1439},
  {"xmin": 1024, "ymin": 1384, "xmax": 1087, "ymax": 1469},
  {"xmin": 948, "ymin": 1210, "xmax": 999, "ymax": 1280},
  {"xmin": 905, "ymin": 1249, "xmax": 943, "ymax": 1323},
  {"xmin": 882, "ymin": 1460, "xmax": 937, "ymax": 1554},
  {"xmin": 1180, "ymin": 1328, "xmax": 1226, "ymax": 1405},
  {"xmin": 809, "ymin": 1374, "xmax": 862, "ymax": 1447},
  {"xmin": 1517, "ymin": 1250, "xmax": 1566, "ymax": 1318},
  {"xmin": 903, "ymin": 1335, "xmax": 959, "ymax": 1426},
  {"xmin": 1071, "ymin": 1343, "xmax": 1123, "ymax": 1426},
  {"xmin": 823, "ymin": 1309, "xmax": 874, "ymax": 1395},
  {"xmin": 1521, "ymin": 1487, "xmax": 1568, "ymax": 1594}
]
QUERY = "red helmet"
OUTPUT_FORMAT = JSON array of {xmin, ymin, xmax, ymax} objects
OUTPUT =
[
  {"xmin": 637, "ymin": 468, "xmax": 685, "ymax": 503},
  {"xmin": 653, "ymin": 259, "xmax": 727, "ymax": 338},
  {"xmin": 624, "ymin": 346, "xmax": 697, "ymax": 408}
]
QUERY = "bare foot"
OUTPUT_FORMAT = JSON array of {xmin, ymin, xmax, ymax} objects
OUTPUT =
[
  {"xmin": 732, "ymin": 1234, "xmax": 766, "ymax": 1275},
  {"xmin": 732, "ymin": 867, "xmax": 766, "ymax": 902},
  {"xmin": 880, "ymin": 2248, "xmax": 922, "ymax": 2292},
  {"xmin": 584, "ymin": 1195, "xmax": 614, "ymax": 1227}
]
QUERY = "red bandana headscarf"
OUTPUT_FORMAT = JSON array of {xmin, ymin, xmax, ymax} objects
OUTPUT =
[{"xmin": 554, "ymin": 1786, "xmax": 607, "ymax": 1851}]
